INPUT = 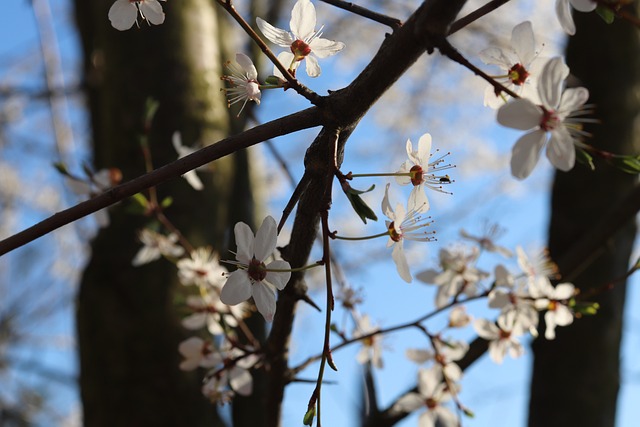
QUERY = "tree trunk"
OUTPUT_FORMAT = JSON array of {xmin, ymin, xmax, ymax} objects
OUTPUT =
[
  {"xmin": 73, "ymin": 1, "xmax": 257, "ymax": 425},
  {"xmin": 528, "ymin": 5, "xmax": 640, "ymax": 427}
]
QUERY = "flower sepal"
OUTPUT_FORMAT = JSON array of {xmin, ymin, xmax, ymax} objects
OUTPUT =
[
  {"xmin": 341, "ymin": 181, "xmax": 378, "ymax": 224},
  {"xmin": 607, "ymin": 154, "xmax": 640, "ymax": 175}
]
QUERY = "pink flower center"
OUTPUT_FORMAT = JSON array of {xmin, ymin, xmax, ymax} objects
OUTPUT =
[
  {"xmin": 508, "ymin": 63, "xmax": 530, "ymax": 86},
  {"xmin": 247, "ymin": 257, "xmax": 267, "ymax": 283},
  {"xmin": 425, "ymin": 397, "xmax": 438, "ymax": 410},
  {"xmin": 387, "ymin": 222, "xmax": 402, "ymax": 242},
  {"xmin": 540, "ymin": 107, "xmax": 560, "ymax": 131},
  {"xmin": 409, "ymin": 165, "xmax": 424, "ymax": 186},
  {"xmin": 291, "ymin": 40, "xmax": 312, "ymax": 61}
]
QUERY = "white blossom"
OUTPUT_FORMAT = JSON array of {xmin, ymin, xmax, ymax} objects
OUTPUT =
[
  {"xmin": 177, "ymin": 247, "xmax": 227, "ymax": 288},
  {"xmin": 132, "ymin": 228, "xmax": 184, "ymax": 266},
  {"xmin": 220, "ymin": 216, "xmax": 291, "ymax": 322},
  {"xmin": 256, "ymin": 0, "xmax": 344, "ymax": 77},
  {"xmin": 172, "ymin": 132, "xmax": 203, "ymax": 191},
  {"xmin": 497, "ymin": 57, "xmax": 590, "ymax": 179},
  {"xmin": 221, "ymin": 53, "xmax": 261, "ymax": 116},
  {"xmin": 178, "ymin": 337, "xmax": 219, "ymax": 371},
  {"xmin": 556, "ymin": 0, "xmax": 598, "ymax": 35},
  {"xmin": 474, "ymin": 313, "xmax": 525, "ymax": 364},
  {"xmin": 108, "ymin": 0, "xmax": 166, "ymax": 31},
  {"xmin": 354, "ymin": 315, "xmax": 383, "ymax": 369},
  {"xmin": 531, "ymin": 281, "xmax": 576, "ymax": 339}
]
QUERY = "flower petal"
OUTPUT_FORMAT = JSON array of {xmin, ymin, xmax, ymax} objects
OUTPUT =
[
  {"xmin": 555, "ymin": 0, "xmax": 576, "ymax": 35},
  {"xmin": 381, "ymin": 183, "xmax": 395, "ymax": 221},
  {"xmin": 235, "ymin": 53, "xmax": 258, "ymax": 80},
  {"xmin": 511, "ymin": 21, "xmax": 535, "ymax": 66},
  {"xmin": 229, "ymin": 367, "xmax": 253, "ymax": 396},
  {"xmin": 234, "ymin": 222, "xmax": 254, "ymax": 264},
  {"xmin": 558, "ymin": 87, "xmax": 589, "ymax": 117},
  {"xmin": 265, "ymin": 260, "xmax": 291, "ymax": 290},
  {"xmin": 253, "ymin": 282, "xmax": 277, "ymax": 321},
  {"xmin": 392, "ymin": 243, "xmax": 412, "ymax": 283},
  {"xmin": 473, "ymin": 318, "xmax": 499, "ymax": 340},
  {"xmin": 290, "ymin": 0, "xmax": 316, "ymax": 41},
  {"xmin": 395, "ymin": 162, "xmax": 412, "ymax": 185},
  {"xmin": 571, "ymin": 0, "xmax": 597, "ymax": 12},
  {"xmin": 547, "ymin": 127, "xmax": 576, "ymax": 172},
  {"xmin": 220, "ymin": 271, "xmax": 252, "ymax": 305},
  {"xmin": 108, "ymin": 0, "xmax": 138, "ymax": 31},
  {"xmin": 539, "ymin": 57, "xmax": 569, "ymax": 109},
  {"xmin": 417, "ymin": 133, "xmax": 432, "ymax": 166},
  {"xmin": 497, "ymin": 99, "xmax": 543, "ymax": 130},
  {"xmin": 393, "ymin": 393, "xmax": 424, "ymax": 413},
  {"xmin": 256, "ymin": 17, "xmax": 294, "ymax": 47},
  {"xmin": 478, "ymin": 46, "xmax": 512, "ymax": 69},
  {"xmin": 305, "ymin": 54, "xmax": 321, "ymax": 77},
  {"xmin": 309, "ymin": 38, "xmax": 345, "ymax": 58},
  {"xmin": 254, "ymin": 216, "xmax": 278, "ymax": 261},
  {"xmin": 273, "ymin": 51, "xmax": 296, "ymax": 79},
  {"xmin": 140, "ymin": 0, "xmax": 165, "ymax": 25},
  {"xmin": 510, "ymin": 130, "xmax": 547, "ymax": 180},
  {"xmin": 408, "ymin": 186, "xmax": 429, "ymax": 214}
]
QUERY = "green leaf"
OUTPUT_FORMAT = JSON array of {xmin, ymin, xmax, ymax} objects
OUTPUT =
[
  {"xmin": 144, "ymin": 98, "xmax": 160, "ymax": 125},
  {"xmin": 302, "ymin": 406, "xmax": 316, "ymax": 426},
  {"xmin": 576, "ymin": 148, "xmax": 595, "ymax": 171},
  {"xmin": 596, "ymin": 5, "xmax": 615, "ymax": 24},
  {"xmin": 53, "ymin": 162, "xmax": 69, "ymax": 176},
  {"xmin": 341, "ymin": 182, "xmax": 378, "ymax": 224},
  {"xmin": 126, "ymin": 193, "xmax": 150, "ymax": 215},
  {"xmin": 608, "ymin": 154, "xmax": 640, "ymax": 174},
  {"xmin": 160, "ymin": 196, "xmax": 173, "ymax": 208}
]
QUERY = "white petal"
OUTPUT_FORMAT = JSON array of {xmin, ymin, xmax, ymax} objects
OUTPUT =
[
  {"xmin": 273, "ymin": 51, "xmax": 296, "ymax": 80},
  {"xmin": 181, "ymin": 313, "xmax": 207, "ymax": 330},
  {"xmin": 489, "ymin": 340, "xmax": 507, "ymax": 364},
  {"xmin": 484, "ymin": 85, "xmax": 506, "ymax": 109},
  {"xmin": 497, "ymin": 99, "xmax": 543, "ymax": 130},
  {"xmin": 235, "ymin": 53, "xmax": 258, "ymax": 80},
  {"xmin": 305, "ymin": 54, "xmax": 321, "ymax": 77},
  {"xmin": 254, "ymin": 216, "xmax": 278, "ymax": 261},
  {"xmin": 553, "ymin": 283, "xmax": 575, "ymax": 299},
  {"xmin": 553, "ymin": 305, "xmax": 574, "ymax": 327},
  {"xmin": 309, "ymin": 38, "xmax": 345, "ymax": 58},
  {"xmin": 474, "ymin": 319, "xmax": 499, "ymax": 340},
  {"xmin": 132, "ymin": 246, "xmax": 160, "ymax": 266},
  {"xmin": 555, "ymin": 0, "xmax": 576, "ymax": 35},
  {"xmin": 220, "ymin": 271, "xmax": 252, "ymax": 305},
  {"xmin": 183, "ymin": 170, "xmax": 204, "ymax": 190},
  {"xmin": 571, "ymin": 0, "xmax": 597, "ymax": 12},
  {"xmin": 265, "ymin": 260, "xmax": 291, "ymax": 290},
  {"xmin": 290, "ymin": 0, "xmax": 316, "ymax": 40},
  {"xmin": 395, "ymin": 162, "xmax": 412, "ymax": 185},
  {"xmin": 108, "ymin": 0, "xmax": 138, "ymax": 31},
  {"xmin": 544, "ymin": 311, "xmax": 558, "ymax": 339},
  {"xmin": 229, "ymin": 367, "xmax": 253, "ymax": 396},
  {"xmin": 418, "ymin": 411, "xmax": 437, "ymax": 427},
  {"xmin": 392, "ymin": 243, "xmax": 412, "ymax": 283},
  {"xmin": 511, "ymin": 21, "xmax": 535, "ymax": 66},
  {"xmin": 547, "ymin": 127, "xmax": 576, "ymax": 172},
  {"xmin": 405, "ymin": 348, "xmax": 432, "ymax": 364},
  {"xmin": 559, "ymin": 87, "xmax": 589, "ymax": 116},
  {"xmin": 234, "ymin": 222, "xmax": 254, "ymax": 264},
  {"xmin": 435, "ymin": 407, "xmax": 458, "ymax": 427},
  {"xmin": 478, "ymin": 47, "xmax": 512, "ymax": 69},
  {"xmin": 381, "ymin": 183, "xmax": 395, "ymax": 220},
  {"xmin": 393, "ymin": 393, "xmax": 424, "ymax": 413},
  {"xmin": 408, "ymin": 186, "xmax": 429, "ymax": 214},
  {"xmin": 140, "ymin": 0, "xmax": 165, "ymax": 25},
  {"xmin": 510, "ymin": 130, "xmax": 547, "ymax": 180},
  {"xmin": 416, "ymin": 269, "xmax": 440, "ymax": 284},
  {"xmin": 417, "ymin": 367, "xmax": 441, "ymax": 396},
  {"xmin": 417, "ymin": 133, "xmax": 432, "ymax": 165},
  {"xmin": 256, "ymin": 17, "xmax": 294, "ymax": 47},
  {"xmin": 253, "ymin": 282, "xmax": 277, "ymax": 322},
  {"xmin": 539, "ymin": 57, "xmax": 569, "ymax": 108}
]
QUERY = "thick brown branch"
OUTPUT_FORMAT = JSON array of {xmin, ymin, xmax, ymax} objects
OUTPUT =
[{"xmin": 0, "ymin": 107, "xmax": 321, "ymax": 256}]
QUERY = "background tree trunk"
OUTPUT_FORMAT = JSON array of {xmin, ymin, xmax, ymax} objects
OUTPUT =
[
  {"xmin": 528, "ymin": 5, "xmax": 640, "ymax": 427},
  {"xmin": 73, "ymin": 1, "xmax": 261, "ymax": 425}
]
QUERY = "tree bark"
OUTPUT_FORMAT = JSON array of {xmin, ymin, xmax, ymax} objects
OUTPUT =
[
  {"xmin": 73, "ymin": 1, "xmax": 255, "ymax": 426},
  {"xmin": 528, "ymin": 5, "xmax": 640, "ymax": 427}
]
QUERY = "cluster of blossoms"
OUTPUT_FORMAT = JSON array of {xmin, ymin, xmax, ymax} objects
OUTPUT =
[{"xmin": 480, "ymin": 20, "xmax": 592, "ymax": 179}]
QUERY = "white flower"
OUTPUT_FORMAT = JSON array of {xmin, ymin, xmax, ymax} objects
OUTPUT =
[
  {"xmin": 459, "ymin": 222, "xmax": 513, "ymax": 258},
  {"xmin": 108, "ymin": 0, "xmax": 166, "ymax": 31},
  {"xmin": 220, "ymin": 216, "xmax": 291, "ymax": 322},
  {"xmin": 531, "ymin": 282, "xmax": 575, "ymax": 339},
  {"xmin": 354, "ymin": 315, "xmax": 383, "ymax": 369},
  {"xmin": 392, "ymin": 368, "xmax": 458, "ymax": 427},
  {"xmin": 132, "ymin": 228, "xmax": 184, "ymax": 266},
  {"xmin": 221, "ymin": 53, "xmax": 261, "ymax": 116},
  {"xmin": 556, "ymin": 0, "xmax": 597, "ymax": 35},
  {"xmin": 177, "ymin": 247, "xmax": 227, "ymax": 288},
  {"xmin": 178, "ymin": 337, "xmax": 219, "ymax": 371},
  {"xmin": 480, "ymin": 21, "xmax": 545, "ymax": 108},
  {"xmin": 406, "ymin": 338, "xmax": 468, "ymax": 381},
  {"xmin": 474, "ymin": 313, "xmax": 525, "ymax": 364},
  {"xmin": 256, "ymin": 0, "xmax": 345, "ymax": 78},
  {"xmin": 172, "ymin": 132, "xmax": 203, "ymax": 191},
  {"xmin": 417, "ymin": 247, "xmax": 488, "ymax": 308},
  {"xmin": 516, "ymin": 246, "xmax": 558, "ymax": 291},
  {"xmin": 382, "ymin": 183, "xmax": 435, "ymax": 283},
  {"xmin": 200, "ymin": 345, "xmax": 257, "ymax": 401},
  {"xmin": 497, "ymin": 57, "xmax": 590, "ymax": 179},
  {"xmin": 182, "ymin": 295, "xmax": 246, "ymax": 335},
  {"xmin": 395, "ymin": 133, "xmax": 453, "ymax": 213},
  {"xmin": 448, "ymin": 306, "xmax": 471, "ymax": 328}
]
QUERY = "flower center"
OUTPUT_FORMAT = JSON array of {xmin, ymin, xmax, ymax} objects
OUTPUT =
[
  {"xmin": 425, "ymin": 397, "xmax": 438, "ymax": 410},
  {"xmin": 499, "ymin": 329, "xmax": 512, "ymax": 340},
  {"xmin": 387, "ymin": 221, "xmax": 402, "ymax": 242},
  {"xmin": 508, "ymin": 63, "xmax": 530, "ymax": 86},
  {"xmin": 291, "ymin": 40, "xmax": 312, "ymax": 61},
  {"xmin": 247, "ymin": 257, "xmax": 267, "ymax": 283},
  {"xmin": 540, "ymin": 107, "xmax": 560, "ymax": 131},
  {"xmin": 548, "ymin": 300, "xmax": 558, "ymax": 311},
  {"xmin": 409, "ymin": 165, "xmax": 424, "ymax": 186}
]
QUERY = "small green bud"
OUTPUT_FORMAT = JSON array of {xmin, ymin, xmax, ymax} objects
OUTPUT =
[{"xmin": 303, "ymin": 406, "xmax": 316, "ymax": 426}]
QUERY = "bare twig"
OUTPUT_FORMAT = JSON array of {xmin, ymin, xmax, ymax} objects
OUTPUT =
[{"xmin": 319, "ymin": 0, "xmax": 402, "ymax": 29}]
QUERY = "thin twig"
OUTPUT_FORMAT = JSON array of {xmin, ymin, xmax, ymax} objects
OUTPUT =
[
  {"xmin": 448, "ymin": 0, "xmax": 513, "ymax": 35},
  {"xmin": 319, "ymin": 0, "xmax": 402, "ymax": 29}
]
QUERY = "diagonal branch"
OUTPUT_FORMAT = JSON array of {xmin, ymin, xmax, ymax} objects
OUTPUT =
[{"xmin": 319, "ymin": 0, "xmax": 402, "ymax": 29}]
